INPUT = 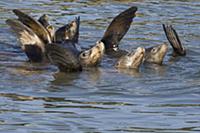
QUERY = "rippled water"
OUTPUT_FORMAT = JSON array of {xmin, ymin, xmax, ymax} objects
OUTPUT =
[{"xmin": 0, "ymin": 0, "xmax": 200, "ymax": 132}]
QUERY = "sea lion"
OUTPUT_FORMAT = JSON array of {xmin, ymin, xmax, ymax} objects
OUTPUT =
[
  {"xmin": 45, "ymin": 42, "xmax": 82, "ymax": 72},
  {"xmin": 144, "ymin": 43, "xmax": 168, "ymax": 65},
  {"xmin": 100, "ymin": 6, "xmax": 168, "ymax": 65},
  {"xmin": 6, "ymin": 9, "xmax": 103, "ymax": 72},
  {"xmin": 163, "ymin": 24, "xmax": 186, "ymax": 56},
  {"xmin": 6, "ymin": 6, "xmax": 140, "ymax": 72},
  {"xmin": 46, "ymin": 41, "xmax": 105, "ymax": 72},
  {"xmin": 115, "ymin": 47, "xmax": 145, "ymax": 70},
  {"xmin": 46, "ymin": 6, "xmax": 138, "ymax": 72},
  {"xmin": 6, "ymin": 10, "xmax": 80, "ymax": 62},
  {"xmin": 79, "ymin": 41, "xmax": 105, "ymax": 67}
]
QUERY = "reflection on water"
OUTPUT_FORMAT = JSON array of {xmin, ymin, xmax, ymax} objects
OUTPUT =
[{"xmin": 0, "ymin": 0, "xmax": 200, "ymax": 132}]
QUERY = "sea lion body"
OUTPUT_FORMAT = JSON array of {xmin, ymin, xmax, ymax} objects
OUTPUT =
[{"xmin": 46, "ymin": 41, "xmax": 105, "ymax": 72}]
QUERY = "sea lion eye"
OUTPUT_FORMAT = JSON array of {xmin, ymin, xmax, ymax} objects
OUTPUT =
[
  {"xmin": 81, "ymin": 50, "xmax": 91, "ymax": 58},
  {"xmin": 115, "ymin": 62, "xmax": 120, "ymax": 67},
  {"xmin": 151, "ymin": 47, "xmax": 157, "ymax": 53},
  {"xmin": 82, "ymin": 53, "xmax": 86, "ymax": 57}
]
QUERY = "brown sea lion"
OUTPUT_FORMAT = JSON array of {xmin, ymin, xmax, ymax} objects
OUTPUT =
[
  {"xmin": 115, "ymin": 47, "xmax": 145, "ymax": 70},
  {"xmin": 145, "ymin": 43, "xmax": 168, "ymax": 65},
  {"xmin": 79, "ymin": 41, "xmax": 105, "ymax": 67},
  {"xmin": 100, "ymin": 6, "xmax": 168, "ymax": 65},
  {"xmin": 163, "ymin": 24, "xmax": 186, "ymax": 56},
  {"xmin": 46, "ymin": 41, "xmax": 105, "ymax": 72},
  {"xmin": 46, "ymin": 6, "xmax": 138, "ymax": 72},
  {"xmin": 6, "ymin": 10, "xmax": 80, "ymax": 62},
  {"xmin": 6, "ymin": 6, "xmax": 139, "ymax": 72}
]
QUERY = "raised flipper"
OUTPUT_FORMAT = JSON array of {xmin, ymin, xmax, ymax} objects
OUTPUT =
[
  {"xmin": 13, "ymin": 9, "xmax": 51, "ymax": 44},
  {"xmin": 163, "ymin": 24, "xmax": 186, "ymax": 56},
  {"xmin": 46, "ymin": 43, "xmax": 82, "ymax": 72},
  {"xmin": 38, "ymin": 14, "xmax": 50, "ymax": 28},
  {"xmin": 6, "ymin": 19, "xmax": 46, "ymax": 62},
  {"xmin": 38, "ymin": 14, "xmax": 55, "ymax": 42},
  {"xmin": 55, "ymin": 16, "xmax": 80, "ymax": 44},
  {"xmin": 101, "ymin": 6, "xmax": 137, "ymax": 50}
]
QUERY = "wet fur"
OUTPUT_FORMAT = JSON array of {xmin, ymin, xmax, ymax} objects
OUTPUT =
[{"xmin": 46, "ymin": 43, "xmax": 82, "ymax": 72}]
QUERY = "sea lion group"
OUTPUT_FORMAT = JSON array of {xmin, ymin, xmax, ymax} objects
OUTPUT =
[{"xmin": 6, "ymin": 6, "xmax": 186, "ymax": 73}]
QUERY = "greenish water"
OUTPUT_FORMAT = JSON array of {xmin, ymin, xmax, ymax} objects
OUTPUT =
[{"xmin": 0, "ymin": 0, "xmax": 200, "ymax": 132}]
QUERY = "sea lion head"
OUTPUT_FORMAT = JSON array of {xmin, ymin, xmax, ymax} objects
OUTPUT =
[
  {"xmin": 115, "ymin": 47, "xmax": 145, "ymax": 69},
  {"xmin": 145, "ymin": 43, "xmax": 168, "ymax": 65},
  {"xmin": 79, "ymin": 41, "xmax": 105, "ymax": 67}
]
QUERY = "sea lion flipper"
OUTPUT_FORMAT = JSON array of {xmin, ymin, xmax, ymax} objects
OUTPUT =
[
  {"xmin": 46, "ymin": 44, "xmax": 82, "ymax": 72},
  {"xmin": 101, "ymin": 6, "xmax": 138, "ymax": 50},
  {"xmin": 13, "ymin": 9, "xmax": 51, "ymax": 44},
  {"xmin": 163, "ymin": 24, "xmax": 186, "ymax": 56},
  {"xmin": 38, "ymin": 14, "xmax": 50, "ymax": 28},
  {"xmin": 38, "ymin": 14, "xmax": 55, "ymax": 42},
  {"xmin": 6, "ymin": 19, "xmax": 45, "ymax": 62},
  {"xmin": 55, "ymin": 16, "xmax": 80, "ymax": 44},
  {"xmin": 73, "ymin": 16, "xmax": 80, "ymax": 44}
]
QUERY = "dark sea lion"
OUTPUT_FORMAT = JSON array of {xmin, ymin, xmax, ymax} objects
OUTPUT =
[
  {"xmin": 6, "ymin": 10, "xmax": 80, "ymax": 63},
  {"xmin": 115, "ymin": 47, "xmax": 145, "ymax": 70},
  {"xmin": 163, "ymin": 24, "xmax": 186, "ymax": 56},
  {"xmin": 46, "ymin": 43, "xmax": 82, "ymax": 72}
]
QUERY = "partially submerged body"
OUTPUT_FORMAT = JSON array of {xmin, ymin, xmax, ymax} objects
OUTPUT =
[{"xmin": 6, "ymin": 6, "xmax": 186, "ymax": 74}]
